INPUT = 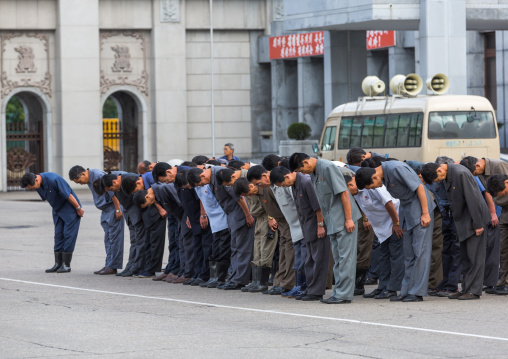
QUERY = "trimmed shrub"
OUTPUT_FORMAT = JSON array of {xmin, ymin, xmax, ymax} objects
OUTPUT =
[{"xmin": 287, "ymin": 122, "xmax": 311, "ymax": 140}]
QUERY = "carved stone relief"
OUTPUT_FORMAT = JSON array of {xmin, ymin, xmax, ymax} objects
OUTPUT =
[
  {"xmin": 111, "ymin": 45, "xmax": 132, "ymax": 72},
  {"xmin": 100, "ymin": 32, "xmax": 148, "ymax": 96},
  {"xmin": 0, "ymin": 32, "xmax": 51, "ymax": 98},
  {"xmin": 15, "ymin": 46, "xmax": 36, "ymax": 73},
  {"xmin": 273, "ymin": 0, "xmax": 284, "ymax": 21},
  {"xmin": 160, "ymin": 0, "xmax": 179, "ymax": 23}
]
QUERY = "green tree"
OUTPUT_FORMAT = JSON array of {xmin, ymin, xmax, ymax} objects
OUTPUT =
[
  {"xmin": 5, "ymin": 97, "xmax": 25, "ymax": 123},
  {"xmin": 103, "ymin": 97, "xmax": 118, "ymax": 118}
]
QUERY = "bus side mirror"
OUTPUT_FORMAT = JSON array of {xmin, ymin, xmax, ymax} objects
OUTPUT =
[{"xmin": 312, "ymin": 143, "xmax": 319, "ymax": 153}]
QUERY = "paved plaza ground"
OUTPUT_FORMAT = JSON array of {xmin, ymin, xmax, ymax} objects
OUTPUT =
[{"xmin": 1, "ymin": 189, "xmax": 508, "ymax": 358}]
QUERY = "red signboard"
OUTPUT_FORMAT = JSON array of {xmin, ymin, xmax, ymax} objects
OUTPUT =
[
  {"xmin": 269, "ymin": 31, "xmax": 324, "ymax": 60},
  {"xmin": 366, "ymin": 31, "xmax": 396, "ymax": 50}
]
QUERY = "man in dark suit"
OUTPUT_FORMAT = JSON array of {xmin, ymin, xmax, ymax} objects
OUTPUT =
[{"xmin": 422, "ymin": 162, "xmax": 491, "ymax": 300}]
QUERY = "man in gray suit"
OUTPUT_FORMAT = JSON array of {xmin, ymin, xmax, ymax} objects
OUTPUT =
[{"xmin": 422, "ymin": 162, "xmax": 491, "ymax": 300}]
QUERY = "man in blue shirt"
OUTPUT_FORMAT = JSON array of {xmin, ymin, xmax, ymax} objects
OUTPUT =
[
  {"xmin": 219, "ymin": 142, "xmax": 241, "ymax": 163},
  {"xmin": 21, "ymin": 172, "xmax": 83, "ymax": 273},
  {"xmin": 69, "ymin": 166, "xmax": 125, "ymax": 275}
]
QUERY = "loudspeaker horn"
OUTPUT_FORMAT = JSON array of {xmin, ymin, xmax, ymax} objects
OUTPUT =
[
  {"xmin": 361, "ymin": 76, "xmax": 386, "ymax": 96},
  {"xmin": 389, "ymin": 73, "xmax": 423, "ymax": 96},
  {"xmin": 426, "ymin": 73, "xmax": 449, "ymax": 94}
]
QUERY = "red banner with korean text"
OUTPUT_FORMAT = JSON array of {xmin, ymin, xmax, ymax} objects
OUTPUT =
[
  {"xmin": 269, "ymin": 31, "xmax": 324, "ymax": 60},
  {"xmin": 366, "ymin": 31, "xmax": 396, "ymax": 50}
]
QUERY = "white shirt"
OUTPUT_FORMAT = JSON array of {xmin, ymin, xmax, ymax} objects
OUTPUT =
[{"xmin": 355, "ymin": 185, "xmax": 400, "ymax": 243}]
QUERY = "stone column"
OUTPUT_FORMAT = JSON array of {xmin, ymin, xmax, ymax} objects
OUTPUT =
[
  {"xmin": 297, "ymin": 57, "xmax": 324, "ymax": 140},
  {"xmin": 388, "ymin": 31, "xmax": 415, "ymax": 88},
  {"xmin": 56, "ymin": 0, "xmax": 101, "ymax": 176},
  {"xmin": 419, "ymin": 0, "xmax": 467, "ymax": 94},
  {"xmin": 151, "ymin": 0, "xmax": 188, "ymax": 161},
  {"xmin": 496, "ymin": 31, "xmax": 508, "ymax": 148}
]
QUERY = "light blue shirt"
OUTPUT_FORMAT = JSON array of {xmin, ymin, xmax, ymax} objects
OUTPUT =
[{"xmin": 194, "ymin": 184, "xmax": 228, "ymax": 233}]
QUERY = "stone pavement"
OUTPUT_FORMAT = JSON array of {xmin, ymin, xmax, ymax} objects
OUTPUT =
[{"xmin": 1, "ymin": 191, "xmax": 508, "ymax": 358}]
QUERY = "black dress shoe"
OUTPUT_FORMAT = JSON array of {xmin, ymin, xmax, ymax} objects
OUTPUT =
[
  {"xmin": 363, "ymin": 288, "xmax": 383, "ymax": 298},
  {"xmin": 320, "ymin": 296, "xmax": 351, "ymax": 304},
  {"xmin": 270, "ymin": 287, "xmax": 285, "ymax": 295},
  {"xmin": 364, "ymin": 277, "xmax": 378, "ymax": 285},
  {"xmin": 262, "ymin": 286, "xmax": 281, "ymax": 295},
  {"xmin": 495, "ymin": 285, "xmax": 508, "ymax": 295},
  {"xmin": 354, "ymin": 288, "xmax": 365, "ymax": 296},
  {"xmin": 375, "ymin": 290, "xmax": 397, "ymax": 299},
  {"xmin": 390, "ymin": 295, "xmax": 406, "ymax": 302},
  {"xmin": 301, "ymin": 294, "xmax": 323, "ymax": 301},
  {"xmin": 216, "ymin": 281, "xmax": 230, "ymax": 290},
  {"xmin": 121, "ymin": 271, "xmax": 134, "ymax": 277},
  {"xmin": 295, "ymin": 291, "xmax": 307, "ymax": 300},
  {"xmin": 483, "ymin": 286, "xmax": 496, "ymax": 294},
  {"xmin": 402, "ymin": 294, "xmax": 423, "ymax": 302},
  {"xmin": 223, "ymin": 282, "xmax": 245, "ymax": 290},
  {"xmin": 183, "ymin": 278, "xmax": 195, "ymax": 285},
  {"xmin": 191, "ymin": 278, "xmax": 206, "ymax": 286}
]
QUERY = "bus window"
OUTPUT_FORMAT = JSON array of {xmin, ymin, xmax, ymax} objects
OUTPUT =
[
  {"xmin": 338, "ymin": 117, "xmax": 352, "ymax": 148},
  {"xmin": 321, "ymin": 126, "xmax": 337, "ymax": 151},
  {"xmin": 372, "ymin": 116, "xmax": 385, "ymax": 147},
  {"xmin": 385, "ymin": 115, "xmax": 399, "ymax": 147},
  {"xmin": 350, "ymin": 117, "xmax": 363, "ymax": 147},
  {"xmin": 362, "ymin": 117, "xmax": 375, "ymax": 147},
  {"xmin": 397, "ymin": 114, "xmax": 411, "ymax": 147},
  {"xmin": 408, "ymin": 113, "xmax": 423, "ymax": 147},
  {"xmin": 428, "ymin": 111, "xmax": 496, "ymax": 139}
]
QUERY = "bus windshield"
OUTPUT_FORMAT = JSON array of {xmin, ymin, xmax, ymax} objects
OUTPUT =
[{"xmin": 428, "ymin": 111, "xmax": 496, "ymax": 139}]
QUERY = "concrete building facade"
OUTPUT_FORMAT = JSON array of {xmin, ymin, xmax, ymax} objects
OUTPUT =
[{"xmin": 2, "ymin": 0, "xmax": 508, "ymax": 191}]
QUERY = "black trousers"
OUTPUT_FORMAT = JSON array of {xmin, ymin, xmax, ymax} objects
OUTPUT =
[
  {"xmin": 484, "ymin": 223, "xmax": 500, "ymax": 287},
  {"xmin": 304, "ymin": 237, "xmax": 330, "ymax": 296},
  {"xmin": 437, "ymin": 211, "xmax": 461, "ymax": 291},
  {"xmin": 377, "ymin": 233, "xmax": 404, "ymax": 292},
  {"xmin": 143, "ymin": 217, "xmax": 167, "ymax": 273},
  {"xmin": 211, "ymin": 228, "xmax": 231, "ymax": 264},
  {"xmin": 460, "ymin": 231, "xmax": 487, "ymax": 296},
  {"xmin": 125, "ymin": 220, "xmax": 147, "ymax": 274},
  {"xmin": 164, "ymin": 215, "xmax": 181, "ymax": 275},
  {"xmin": 367, "ymin": 235, "xmax": 380, "ymax": 279},
  {"xmin": 182, "ymin": 228, "xmax": 195, "ymax": 278},
  {"xmin": 193, "ymin": 226, "xmax": 213, "ymax": 280}
]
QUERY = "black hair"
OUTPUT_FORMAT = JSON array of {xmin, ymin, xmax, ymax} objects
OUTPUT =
[
  {"xmin": 181, "ymin": 161, "xmax": 197, "ymax": 168},
  {"xmin": 101, "ymin": 173, "xmax": 119, "ymax": 188},
  {"xmin": 187, "ymin": 168, "xmax": 204, "ymax": 187},
  {"xmin": 20, "ymin": 173, "xmax": 36, "ymax": 188},
  {"xmin": 93, "ymin": 178, "xmax": 105, "ymax": 196},
  {"xmin": 487, "ymin": 174, "xmax": 508, "ymax": 197},
  {"xmin": 206, "ymin": 159, "xmax": 222, "ymax": 166},
  {"xmin": 421, "ymin": 163, "xmax": 440, "ymax": 184},
  {"xmin": 247, "ymin": 165, "xmax": 267, "ymax": 182},
  {"xmin": 68, "ymin": 165, "xmax": 86, "ymax": 180},
  {"xmin": 152, "ymin": 162, "xmax": 171, "ymax": 183},
  {"xmin": 279, "ymin": 158, "xmax": 290, "ymax": 170},
  {"xmin": 227, "ymin": 160, "xmax": 245, "ymax": 170},
  {"xmin": 270, "ymin": 166, "xmax": 290, "ymax": 185},
  {"xmin": 174, "ymin": 170, "xmax": 189, "ymax": 190},
  {"xmin": 139, "ymin": 160, "xmax": 151, "ymax": 173},
  {"xmin": 133, "ymin": 190, "xmax": 148, "ymax": 207},
  {"xmin": 192, "ymin": 155, "xmax": 209, "ymax": 165},
  {"xmin": 262, "ymin": 154, "xmax": 281, "ymax": 171},
  {"xmin": 216, "ymin": 168, "xmax": 235, "ymax": 185},
  {"xmin": 343, "ymin": 174, "xmax": 353, "ymax": 184},
  {"xmin": 121, "ymin": 175, "xmax": 140, "ymax": 195},
  {"xmin": 435, "ymin": 156, "xmax": 455, "ymax": 165},
  {"xmin": 355, "ymin": 167, "xmax": 376, "ymax": 190},
  {"xmin": 361, "ymin": 156, "xmax": 386, "ymax": 168},
  {"xmin": 288, "ymin": 152, "xmax": 310, "ymax": 172},
  {"xmin": 346, "ymin": 147, "xmax": 366, "ymax": 166},
  {"xmin": 460, "ymin": 156, "xmax": 478, "ymax": 174},
  {"xmin": 234, "ymin": 177, "xmax": 250, "ymax": 197}
]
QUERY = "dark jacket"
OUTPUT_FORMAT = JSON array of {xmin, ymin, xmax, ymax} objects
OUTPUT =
[{"xmin": 445, "ymin": 164, "xmax": 490, "ymax": 241}]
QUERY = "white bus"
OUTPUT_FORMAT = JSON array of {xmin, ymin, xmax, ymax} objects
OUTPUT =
[{"xmin": 316, "ymin": 95, "xmax": 499, "ymax": 163}]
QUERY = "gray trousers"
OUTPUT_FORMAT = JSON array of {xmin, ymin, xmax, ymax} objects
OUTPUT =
[
  {"xmin": 328, "ymin": 227, "xmax": 358, "ymax": 301},
  {"xmin": 100, "ymin": 208, "xmax": 125, "ymax": 269},
  {"xmin": 124, "ymin": 220, "xmax": 147, "ymax": 274},
  {"xmin": 461, "ymin": 231, "xmax": 487, "ymax": 296},
  {"xmin": 304, "ymin": 237, "xmax": 331, "ymax": 296},
  {"xmin": 401, "ymin": 219, "xmax": 434, "ymax": 297},
  {"xmin": 230, "ymin": 224, "xmax": 255, "ymax": 285},
  {"xmin": 252, "ymin": 215, "xmax": 278, "ymax": 268},
  {"xmin": 377, "ymin": 233, "xmax": 404, "ymax": 292},
  {"xmin": 484, "ymin": 224, "xmax": 500, "ymax": 287}
]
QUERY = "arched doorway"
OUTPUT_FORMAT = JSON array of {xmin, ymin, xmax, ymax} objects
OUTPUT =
[
  {"xmin": 3, "ymin": 91, "xmax": 46, "ymax": 190},
  {"xmin": 102, "ymin": 91, "xmax": 140, "ymax": 173}
]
